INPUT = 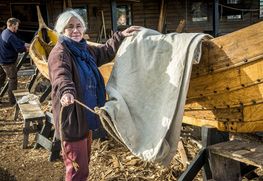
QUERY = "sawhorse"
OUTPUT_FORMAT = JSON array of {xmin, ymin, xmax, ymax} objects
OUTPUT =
[
  {"xmin": 35, "ymin": 112, "xmax": 61, "ymax": 161},
  {"xmin": 13, "ymin": 89, "xmax": 45, "ymax": 148},
  {"xmin": 27, "ymin": 67, "xmax": 51, "ymax": 103},
  {"xmin": 34, "ymin": 111, "xmax": 107, "ymax": 161},
  {"xmin": 178, "ymin": 126, "xmax": 259, "ymax": 181},
  {"xmin": 207, "ymin": 139, "xmax": 261, "ymax": 180}
]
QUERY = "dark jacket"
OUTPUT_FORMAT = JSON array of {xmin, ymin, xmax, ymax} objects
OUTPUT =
[
  {"xmin": 0, "ymin": 29, "xmax": 26, "ymax": 64},
  {"xmin": 48, "ymin": 32, "xmax": 124, "ymax": 141}
]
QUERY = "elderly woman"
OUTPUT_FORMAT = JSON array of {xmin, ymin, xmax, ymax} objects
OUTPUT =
[{"xmin": 48, "ymin": 10, "xmax": 139, "ymax": 181}]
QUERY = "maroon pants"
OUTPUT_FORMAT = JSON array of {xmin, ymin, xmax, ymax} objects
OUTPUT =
[
  {"xmin": 0, "ymin": 63, "xmax": 17, "ymax": 104},
  {"xmin": 63, "ymin": 131, "xmax": 92, "ymax": 181}
]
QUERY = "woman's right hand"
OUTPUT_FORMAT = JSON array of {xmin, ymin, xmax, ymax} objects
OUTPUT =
[{"xmin": 60, "ymin": 93, "xmax": 74, "ymax": 107}]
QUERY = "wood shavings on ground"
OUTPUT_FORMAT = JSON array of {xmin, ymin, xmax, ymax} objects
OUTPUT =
[{"xmin": 89, "ymin": 137, "xmax": 202, "ymax": 181}]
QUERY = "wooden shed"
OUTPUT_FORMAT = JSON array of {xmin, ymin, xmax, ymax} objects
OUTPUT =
[{"xmin": 0, "ymin": 0, "xmax": 262, "ymax": 42}]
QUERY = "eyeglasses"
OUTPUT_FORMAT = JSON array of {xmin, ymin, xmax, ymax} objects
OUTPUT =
[{"xmin": 64, "ymin": 24, "xmax": 84, "ymax": 31}]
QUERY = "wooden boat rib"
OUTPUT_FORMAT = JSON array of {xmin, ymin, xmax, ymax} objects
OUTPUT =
[{"xmin": 29, "ymin": 6, "xmax": 263, "ymax": 133}]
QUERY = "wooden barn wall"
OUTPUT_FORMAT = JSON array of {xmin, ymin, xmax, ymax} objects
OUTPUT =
[
  {"xmin": 165, "ymin": 0, "xmax": 261, "ymax": 35},
  {"xmin": 0, "ymin": 0, "xmax": 262, "ymax": 42}
]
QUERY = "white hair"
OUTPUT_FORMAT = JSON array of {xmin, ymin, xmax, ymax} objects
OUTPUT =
[{"xmin": 54, "ymin": 10, "xmax": 86, "ymax": 34}]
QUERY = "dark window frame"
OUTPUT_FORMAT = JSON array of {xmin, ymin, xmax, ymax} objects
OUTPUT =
[
  {"xmin": 72, "ymin": 4, "xmax": 89, "ymax": 30},
  {"xmin": 190, "ymin": 1, "xmax": 209, "ymax": 22},
  {"xmin": 116, "ymin": 3, "xmax": 133, "ymax": 30}
]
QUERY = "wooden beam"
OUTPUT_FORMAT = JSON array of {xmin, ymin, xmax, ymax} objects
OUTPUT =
[
  {"xmin": 175, "ymin": 19, "xmax": 186, "ymax": 33},
  {"xmin": 177, "ymin": 140, "xmax": 188, "ymax": 169},
  {"xmin": 178, "ymin": 149, "xmax": 207, "ymax": 181},
  {"xmin": 209, "ymin": 153, "xmax": 241, "ymax": 181},
  {"xmin": 111, "ymin": 0, "xmax": 117, "ymax": 32},
  {"xmin": 213, "ymin": 0, "xmax": 219, "ymax": 37},
  {"xmin": 157, "ymin": 0, "xmax": 167, "ymax": 33},
  {"xmin": 63, "ymin": 0, "xmax": 66, "ymax": 10},
  {"xmin": 208, "ymin": 140, "xmax": 263, "ymax": 169},
  {"xmin": 68, "ymin": 0, "xmax": 72, "ymax": 8}
]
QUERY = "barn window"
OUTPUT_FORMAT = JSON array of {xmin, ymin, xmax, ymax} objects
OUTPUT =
[
  {"xmin": 227, "ymin": 0, "xmax": 240, "ymax": 4},
  {"xmin": 191, "ymin": 2, "xmax": 208, "ymax": 22},
  {"xmin": 260, "ymin": 0, "xmax": 263, "ymax": 18},
  {"xmin": 10, "ymin": 3, "xmax": 47, "ymax": 42},
  {"xmin": 220, "ymin": 0, "xmax": 243, "ymax": 20},
  {"xmin": 116, "ymin": 4, "xmax": 132, "ymax": 28},
  {"xmin": 10, "ymin": 3, "xmax": 47, "ymax": 27},
  {"xmin": 73, "ymin": 6, "xmax": 88, "ymax": 28}
]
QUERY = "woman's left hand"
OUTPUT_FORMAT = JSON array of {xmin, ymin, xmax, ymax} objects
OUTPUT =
[{"xmin": 121, "ymin": 26, "xmax": 141, "ymax": 37}]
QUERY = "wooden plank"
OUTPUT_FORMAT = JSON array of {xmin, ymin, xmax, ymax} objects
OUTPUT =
[
  {"xmin": 186, "ymin": 83, "xmax": 263, "ymax": 109},
  {"xmin": 157, "ymin": 0, "xmax": 167, "ymax": 33},
  {"xmin": 183, "ymin": 115, "xmax": 263, "ymax": 133},
  {"xmin": 177, "ymin": 140, "xmax": 188, "ymax": 169},
  {"xmin": 39, "ymin": 85, "xmax": 51, "ymax": 103},
  {"xmin": 182, "ymin": 116, "xmax": 226, "ymax": 131},
  {"xmin": 178, "ymin": 149, "xmax": 207, "ymax": 181},
  {"xmin": 19, "ymin": 104, "xmax": 45, "ymax": 120},
  {"xmin": 36, "ymin": 134, "xmax": 53, "ymax": 151},
  {"xmin": 184, "ymin": 107, "xmax": 242, "ymax": 122},
  {"xmin": 17, "ymin": 68, "xmax": 35, "ymax": 76},
  {"xmin": 22, "ymin": 121, "xmax": 30, "ymax": 149},
  {"xmin": 201, "ymin": 126, "xmax": 229, "ymax": 180},
  {"xmin": 45, "ymin": 112, "xmax": 54, "ymax": 124},
  {"xmin": 13, "ymin": 89, "xmax": 29, "ymax": 97},
  {"xmin": 188, "ymin": 58, "xmax": 263, "ymax": 99},
  {"xmin": 243, "ymin": 103, "xmax": 263, "ymax": 122},
  {"xmin": 175, "ymin": 19, "xmax": 185, "ymax": 33},
  {"xmin": 197, "ymin": 21, "xmax": 263, "ymax": 74},
  {"xmin": 208, "ymin": 140, "xmax": 263, "ymax": 168},
  {"xmin": 208, "ymin": 153, "xmax": 241, "ymax": 181}
]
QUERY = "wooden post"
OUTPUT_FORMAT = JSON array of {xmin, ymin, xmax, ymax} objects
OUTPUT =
[
  {"xmin": 157, "ymin": 0, "xmax": 167, "ymax": 33},
  {"xmin": 177, "ymin": 140, "xmax": 188, "ymax": 169},
  {"xmin": 213, "ymin": 0, "xmax": 219, "ymax": 37},
  {"xmin": 111, "ymin": 0, "xmax": 117, "ymax": 32},
  {"xmin": 209, "ymin": 153, "xmax": 241, "ymax": 181},
  {"xmin": 175, "ymin": 19, "xmax": 186, "ymax": 33},
  {"xmin": 67, "ymin": 0, "xmax": 72, "ymax": 8},
  {"xmin": 178, "ymin": 126, "xmax": 229, "ymax": 181},
  {"xmin": 63, "ymin": 0, "xmax": 66, "ymax": 10},
  {"xmin": 201, "ymin": 126, "xmax": 229, "ymax": 180}
]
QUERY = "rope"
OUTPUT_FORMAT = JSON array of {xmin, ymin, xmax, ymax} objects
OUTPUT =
[
  {"xmin": 59, "ymin": 99, "xmax": 109, "ymax": 172},
  {"xmin": 217, "ymin": 3, "xmax": 259, "ymax": 12},
  {"xmin": 59, "ymin": 105, "xmax": 79, "ymax": 171}
]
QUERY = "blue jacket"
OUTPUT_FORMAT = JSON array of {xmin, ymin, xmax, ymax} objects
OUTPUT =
[{"xmin": 0, "ymin": 29, "xmax": 26, "ymax": 64}]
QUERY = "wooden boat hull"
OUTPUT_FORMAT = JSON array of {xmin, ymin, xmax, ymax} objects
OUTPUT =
[
  {"xmin": 29, "ymin": 6, "xmax": 58, "ymax": 80},
  {"xmin": 184, "ymin": 21, "xmax": 263, "ymax": 132},
  {"xmin": 29, "ymin": 29, "xmax": 57, "ymax": 79},
  {"xmin": 29, "ymin": 6, "xmax": 263, "ymax": 132}
]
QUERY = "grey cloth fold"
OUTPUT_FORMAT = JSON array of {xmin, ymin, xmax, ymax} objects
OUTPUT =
[{"xmin": 100, "ymin": 28, "xmax": 212, "ymax": 165}]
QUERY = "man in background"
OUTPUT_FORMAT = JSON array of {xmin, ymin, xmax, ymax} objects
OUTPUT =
[{"xmin": 0, "ymin": 18, "xmax": 30, "ymax": 106}]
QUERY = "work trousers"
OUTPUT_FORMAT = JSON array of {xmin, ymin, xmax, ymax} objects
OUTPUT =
[
  {"xmin": 63, "ymin": 131, "xmax": 92, "ymax": 181},
  {"xmin": 0, "ymin": 63, "xmax": 17, "ymax": 104}
]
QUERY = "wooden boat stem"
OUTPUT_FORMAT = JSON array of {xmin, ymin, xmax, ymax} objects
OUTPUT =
[{"xmin": 36, "ymin": 5, "xmax": 48, "ymax": 30}]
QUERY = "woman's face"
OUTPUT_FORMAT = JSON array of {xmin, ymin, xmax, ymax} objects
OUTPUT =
[{"xmin": 63, "ymin": 17, "xmax": 84, "ymax": 42}]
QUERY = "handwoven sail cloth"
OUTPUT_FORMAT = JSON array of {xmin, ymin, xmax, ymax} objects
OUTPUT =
[{"xmin": 100, "ymin": 28, "xmax": 211, "ymax": 165}]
